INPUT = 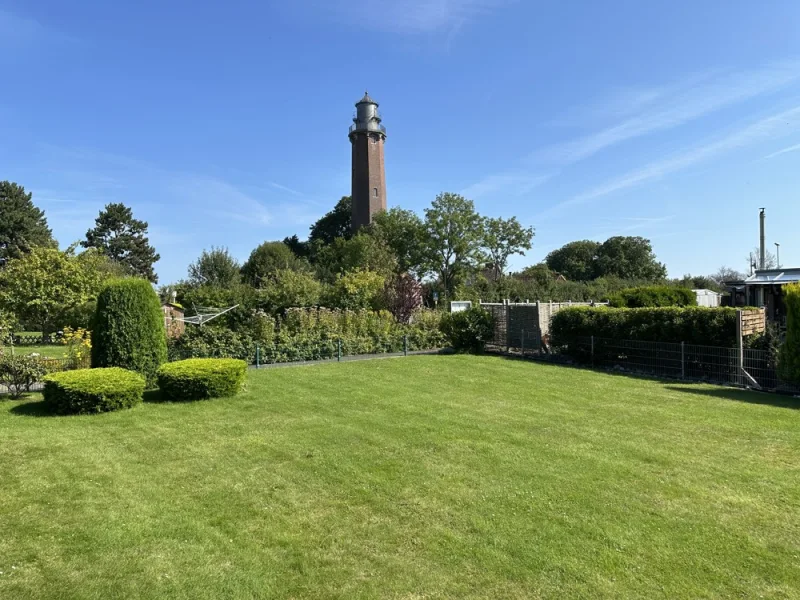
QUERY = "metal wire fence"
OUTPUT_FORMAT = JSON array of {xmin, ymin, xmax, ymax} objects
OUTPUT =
[
  {"xmin": 489, "ymin": 330, "xmax": 800, "ymax": 395},
  {"xmin": 0, "ymin": 356, "xmax": 91, "ymax": 395}
]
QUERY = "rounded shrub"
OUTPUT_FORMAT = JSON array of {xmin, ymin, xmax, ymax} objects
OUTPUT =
[
  {"xmin": 157, "ymin": 358, "xmax": 247, "ymax": 401},
  {"xmin": 91, "ymin": 278, "xmax": 167, "ymax": 386},
  {"xmin": 440, "ymin": 307, "xmax": 495, "ymax": 354},
  {"xmin": 43, "ymin": 367, "xmax": 145, "ymax": 415}
]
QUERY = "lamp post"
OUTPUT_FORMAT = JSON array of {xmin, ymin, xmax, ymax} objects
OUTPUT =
[{"xmin": 775, "ymin": 243, "xmax": 781, "ymax": 269}]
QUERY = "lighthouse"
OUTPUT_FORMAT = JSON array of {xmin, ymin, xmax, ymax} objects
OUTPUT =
[{"xmin": 349, "ymin": 92, "xmax": 387, "ymax": 232}]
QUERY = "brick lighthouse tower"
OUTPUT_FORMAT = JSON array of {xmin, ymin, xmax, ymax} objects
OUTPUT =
[{"xmin": 349, "ymin": 91, "xmax": 387, "ymax": 232}]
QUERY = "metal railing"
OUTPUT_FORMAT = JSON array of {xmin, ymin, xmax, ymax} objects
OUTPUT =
[
  {"xmin": 490, "ymin": 331, "xmax": 800, "ymax": 395},
  {"xmin": 349, "ymin": 123, "xmax": 387, "ymax": 135},
  {"xmin": 0, "ymin": 356, "xmax": 90, "ymax": 395}
]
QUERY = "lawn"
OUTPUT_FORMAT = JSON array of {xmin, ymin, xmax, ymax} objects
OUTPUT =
[
  {"xmin": 1, "ymin": 355, "xmax": 799, "ymax": 599},
  {"xmin": 1, "ymin": 345, "xmax": 68, "ymax": 359}
]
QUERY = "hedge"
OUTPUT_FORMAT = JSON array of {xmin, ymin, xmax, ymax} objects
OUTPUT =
[
  {"xmin": 43, "ymin": 367, "xmax": 145, "ymax": 415},
  {"xmin": 440, "ymin": 307, "xmax": 495, "ymax": 353},
  {"xmin": 167, "ymin": 308, "xmax": 447, "ymax": 364},
  {"xmin": 551, "ymin": 306, "xmax": 741, "ymax": 348},
  {"xmin": 92, "ymin": 278, "xmax": 167, "ymax": 386},
  {"xmin": 157, "ymin": 358, "xmax": 247, "ymax": 401},
  {"xmin": 609, "ymin": 286, "xmax": 697, "ymax": 308},
  {"xmin": 778, "ymin": 283, "xmax": 800, "ymax": 385}
]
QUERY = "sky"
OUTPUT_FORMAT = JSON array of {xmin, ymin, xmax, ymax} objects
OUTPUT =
[{"xmin": 2, "ymin": 0, "xmax": 800, "ymax": 284}]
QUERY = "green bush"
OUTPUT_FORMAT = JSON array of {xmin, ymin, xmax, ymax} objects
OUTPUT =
[
  {"xmin": 778, "ymin": 283, "xmax": 800, "ymax": 385},
  {"xmin": 609, "ymin": 286, "xmax": 697, "ymax": 308},
  {"xmin": 157, "ymin": 358, "xmax": 247, "ymax": 401},
  {"xmin": 91, "ymin": 278, "xmax": 167, "ymax": 386},
  {"xmin": 551, "ymin": 306, "xmax": 740, "ymax": 348},
  {"xmin": 440, "ymin": 307, "xmax": 495, "ymax": 353},
  {"xmin": 43, "ymin": 367, "xmax": 145, "ymax": 414},
  {"xmin": 168, "ymin": 326, "xmax": 255, "ymax": 362},
  {"xmin": 0, "ymin": 353, "xmax": 48, "ymax": 399}
]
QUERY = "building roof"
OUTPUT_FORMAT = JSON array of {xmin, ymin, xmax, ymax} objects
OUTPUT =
[
  {"xmin": 744, "ymin": 268, "xmax": 800, "ymax": 286},
  {"xmin": 692, "ymin": 289, "xmax": 722, "ymax": 295},
  {"xmin": 356, "ymin": 91, "xmax": 378, "ymax": 106}
]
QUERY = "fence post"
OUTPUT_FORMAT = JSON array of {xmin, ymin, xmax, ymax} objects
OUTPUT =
[
  {"xmin": 337, "ymin": 338, "xmax": 342, "ymax": 362},
  {"xmin": 256, "ymin": 345, "xmax": 260, "ymax": 369},
  {"xmin": 520, "ymin": 329, "xmax": 525, "ymax": 357},
  {"xmin": 681, "ymin": 341, "xmax": 685, "ymax": 379},
  {"xmin": 505, "ymin": 300, "xmax": 511, "ymax": 353},
  {"xmin": 591, "ymin": 335, "xmax": 595, "ymax": 367},
  {"xmin": 403, "ymin": 335, "xmax": 408, "ymax": 356}
]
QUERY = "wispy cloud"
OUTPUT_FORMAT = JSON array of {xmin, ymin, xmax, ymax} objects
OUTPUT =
[
  {"xmin": 544, "ymin": 104, "xmax": 800, "ymax": 215},
  {"xmin": 268, "ymin": 181, "xmax": 303, "ymax": 197},
  {"xmin": 461, "ymin": 172, "xmax": 551, "ymax": 199},
  {"xmin": 170, "ymin": 175, "xmax": 273, "ymax": 226},
  {"xmin": 539, "ymin": 61, "xmax": 800, "ymax": 165},
  {"xmin": 0, "ymin": 9, "xmax": 45, "ymax": 45},
  {"xmin": 763, "ymin": 142, "xmax": 800, "ymax": 160},
  {"xmin": 0, "ymin": 9, "xmax": 77, "ymax": 50},
  {"xmin": 303, "ymin": 0, "xmax": 509, "ymax": 34},
  {"xmin": 593, "ymin": 215, "xmax": 675, "ymax": 237}
]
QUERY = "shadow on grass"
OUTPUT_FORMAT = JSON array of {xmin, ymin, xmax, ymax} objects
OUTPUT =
[
  {"xmin": 492, "ymin": 352, "xmax": 800, "ymax": 410},
  {"xmin": 10, "ymin": 389, "xmax": 169, "ymax": 416},
  {"xmin": 9, "ymin": 399, "xmax": 58, "ymax": 417},
  {"xmin": 663, "ymin": 385, "xmax": 800, "ymax": 410},
  {"xmin": 143, "ymin": 389, "xmax": 167, "ymax": 404}
]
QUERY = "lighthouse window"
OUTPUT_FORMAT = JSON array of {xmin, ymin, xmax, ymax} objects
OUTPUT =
[{"xmin": 373, "ymin": 188, "xmax": 378, "ymax": 197}]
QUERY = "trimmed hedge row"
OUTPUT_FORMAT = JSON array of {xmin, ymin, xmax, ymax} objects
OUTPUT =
[
  {"xmin": 551, "ymin": 306, "xmax": 741, "ymax": 348},
  {"xmin": 609, "ymin": 286, "xmax": 697, "ymax": 308},
  {"xmin": 43, "ymin": 367, "xmax": 145, "ymax": 415},
  {"xmin": 157, "ymin": 358, "xmax": 247, "ymax": 401}
]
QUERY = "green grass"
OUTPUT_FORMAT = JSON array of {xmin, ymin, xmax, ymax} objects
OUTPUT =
[
  {"xmin": 1, "ymin": 345, "xmax": 68, "ymax": 359},
  {"xmin": 1, "ymin": 355, "xmax": 799, "ymax": 599}
]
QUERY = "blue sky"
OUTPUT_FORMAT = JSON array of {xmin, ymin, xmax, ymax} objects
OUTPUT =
[{"xmin": 2, "ymin": 0, "xmax": 800, "ymax": 283}]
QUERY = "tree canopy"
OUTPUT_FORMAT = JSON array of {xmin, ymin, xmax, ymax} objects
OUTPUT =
[
  {"xmin": 594, "ymin": 236, "xmax": 667, "ymax": 280},
  {"xmin": 545, "ymin": 240, "xmax": 600, "ymax": 281},
  {"xmin": 241, "ymin": 241, "xmax": 307, "ymax": 287},
  {"xmin": 0, "ymin": 181, "xmax": 55, "ymax": 263},
  {"xmin": 309, "ymin": 196, "xmax": 352, "ymax": 247},
  {"xmin": 188, "ymin": 246, "xmax": 241, "ymax": 288},
  {"xmin": 0, "ymin": 246, "xmax": 121, "ymax": 333},
  {"xmin": 483, "ymin": 216, "xmax": 534, "ymax": 281},
  {"xmin": 545, "ymin": 237, "xmax": 666, "ymax": 282},
  {"xmin": 423, "ymin": 193, "xmax": 485, "ymax": 299},
  {"xmin": 314, "ymin": 233, "xmax": 397, "ymax": 283},
  {"xmin": 82, "ymin": 203, "xmax": 160, "ymax": 283},
  {"xmin": 370, "ymin": 208, "xmax": 428, "ymax": 279}
]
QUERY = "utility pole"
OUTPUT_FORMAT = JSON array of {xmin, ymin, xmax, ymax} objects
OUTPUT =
[{"xmin": 775, "ymin": 242, "xmax": 781, "ymax": 269}]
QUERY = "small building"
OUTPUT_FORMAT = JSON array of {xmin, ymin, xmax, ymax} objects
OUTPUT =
[
  {"xmin": 161, "ymin": 303, "xmax": 185, "ymax": 338},
  {"xmin": 692, "ymin": 289, "xmax": 723, "ymax": 308},
  {"xmin": 737, "ymin": 267, "xmax": 800, "ymax": 326}
]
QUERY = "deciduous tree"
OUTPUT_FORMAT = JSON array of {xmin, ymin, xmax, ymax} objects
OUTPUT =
[
  {"xmin": 545, "ymin": 240, "xmax": 600, "ymax": 281},
  {"xmin": 309, "ymin": 196, "xmax": 352, "ymax": 247},
  {"xmin": 594, "ymin": 236, "xmax": 666, "ymax": 281},
  {"xmin": 0, "ymin": 246, "xmax": 118, "ymax": 333},
  {"xmin": 370, "ymin": 208, "xmax": 428, "ymax": 278},
  {"xmin": 241, "ymin": 241, "xmax": 307, "ymax": 287},
  {"xmin": 423, "ymin": 193, "xmax": 484, "ymax": 300},
  {"xmin": 188, "ymin": 246, "xmax": 241, "ymax": 288},
  {"xmin": 482, "ymin": 216, "xmax": 534, "ymax": 281}
]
